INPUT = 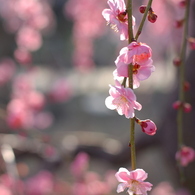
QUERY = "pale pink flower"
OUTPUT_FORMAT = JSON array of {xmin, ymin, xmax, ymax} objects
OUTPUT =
[
  {"xmin": 115, "ymin": 168, "xmax": 152, "ymax": 195},
  {"xmin": 176, "ymin": 146, "xmax": 195, "ymax": 167},
  {"xmin": 16, "ymin": 26, "xmax": 42, "ymax": 51},
  {"xmin": 70, "ymin": 152, "xmax": 89, "ymax": 179},
  {"xmin": 102, "ymin": 0, "xmax": 135, "ymax": 40},
  {"xmin": 138, "ymin": 119, "xmax": 157, "ymax": 136},
  {"xmin": 105, "ymin": 80, "xmax": 142, "ymax": 118},
  {"xmin": 115, "ymin": 42, "xmax": 152, "ymax": 66}
]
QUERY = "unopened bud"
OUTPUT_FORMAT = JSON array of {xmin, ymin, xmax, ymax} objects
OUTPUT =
[
  {"xmin": 139, "ymin": 5, "xmax": 147, "ymax": 14},
  {"xmin": 183, "ymin": 81, "xmax": 190, "ymax": 91},
  {"xmin": 188, "ymin": 37, "xmax": 195, "ymax": 50},
  {"xmin": 148, "ymin": 13, "xmax": 158, "ymax": 23},
  {"xmin": 173, "ymin": 57, "xmax": 182, "ymax": 66},
  {"xmin": 174, "ymin": 19, "xmax": 184, "ymax": 28},
  {"xmin": 138, "ymin": 119, "xmax": 157, "ymax": 136},
  {"xmin": 179, "ymin": 0, "xmax": 187, "ymax": 8},
  {"xmin": 183, "ymin": 102, "xmax": 192, "ymax": 113},
  {"xmin": 172, "ymin": 100, "xmax": 182, "ymax": 110}
]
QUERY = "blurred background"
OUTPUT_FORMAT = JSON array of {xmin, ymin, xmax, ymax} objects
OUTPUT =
[{"xmin": 0, "ymin": 0, "xmax": 194, "ymax": 194}]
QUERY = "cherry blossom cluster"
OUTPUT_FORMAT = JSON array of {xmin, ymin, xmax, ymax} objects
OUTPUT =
[
  {"xmin": 102, "ymin": 0, "xmax": 157, "ymax": 134},
  {"xmin": 64, "ymin": 0, "xmax": 106, "ymax": 71},
  {"xmin": 102, "ymin": 0, "xmax": 157, "ymax": 194}
]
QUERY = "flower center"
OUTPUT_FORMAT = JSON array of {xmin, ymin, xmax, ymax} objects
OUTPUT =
[
  {"xmin": 133, "ymin": 64, "xmax": 141, "ymax": 74},
  {"xmin": 117, "ymin": 11, "xmax": 127, "ymax": 22}
]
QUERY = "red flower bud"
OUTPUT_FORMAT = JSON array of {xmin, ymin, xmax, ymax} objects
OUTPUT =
[
  {"xmin": 174, "ymin": 19, "xmax": 184, "ymax": 28},
  {"xmin": 139, "ymin": 5, "xmax": 147, "ymax": 14},
  {"xmin": 183, "ymin": 81, "xmax": 190, "ymax": 91},
  {"xmin": 179, "ymin": 0, "xmax": 187, "ymax": 8},
  {"xmin": 139, "ymin": 119, "xmax": 157, "ymax": 136},
  {"xmin": 188, "ymin": 37, "xmax": 195, "ymax": 50},
  {"xmin": 183, "ymin": 102, "xmax": 192, "ymax": 113},
  {"xmin": 148, "ymin": 13, "xmax": 158, "ymax": 23},
  {"xmin": 172, "ymin": 100, "xmax": 182, "ymax": 110},
  {"xmin": 173, "ymin": 57, "xmax": 182, "ymax": 66}
]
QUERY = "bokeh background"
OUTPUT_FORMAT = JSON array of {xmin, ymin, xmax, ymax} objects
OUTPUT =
[{"xmin": 0, "ymin": 0, "xmax": 195, "ymax": 194}]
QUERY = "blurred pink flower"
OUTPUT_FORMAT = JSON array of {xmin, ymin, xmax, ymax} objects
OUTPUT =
[
  {"xmin": 0, "ymin": 184, "xmax": 12, "ymax": 195},
  {"xmin": 26, "ymin": 171, "xmax": 54, "ymax": 195},
  {"xmin": 0, "ymin": 58, "xmax": 15, "ymax": 86},
  {"xmin": 105, "ymin": 80, "xmax": 142, "ymax": 118},
  {"xmin": 115, "ymin": 168, "xmax": 152, "ymax": 195},
  {"xmin": 102, "ymin": 0, "xmax": 135, "ymax": 40},
  {"xmin": 176, "ymin": 146, "xmax": 195, "ymax": 167},
  {"xmin": 14, "ymin": 48, "xmax": 32, "ymax": 65},
  {"xmin": 150, "ymin": 182, "xmax": 176, "ymax": 195},
  {"xmin": 6, "ymin": 99, "xmax": 34, "ymax": 129},
  {"xmin": 16, "ymin": 26, "xmax": 42, "ymax": 51},
  {"xmin": 48, "ymin": 79, "xmax": 72, "ymax": 103},
  {"xmin": 70, "ymin": 152, "xmax": 89, "ymax": 179}
]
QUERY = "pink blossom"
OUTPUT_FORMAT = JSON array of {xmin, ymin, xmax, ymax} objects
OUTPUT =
[
  {"xmin": 105, "ymin": 80, "xmax": 142, "ymax": 118},
  {"xmin": 0, "ymin": 184, "xmax": 12, "ymax": 195},
  {"xmin": 16, "ymin": 26, "xmax": 42, "ymax": 51},
  {"xmin": 138, "ymin": 119, "xmax": 157, "ymax": 136},
  {"xmin": 115, "ymin": 168, "xmax": 152, "ymax": 195},
  {"xmin": 26, "ymin": 171, "xmax": 54, "ymax": 195},
  {"xmin": 14, "ymin": 48, "xmax": 32, "ymax": 65},
  {"xmin": 70, "ymin": 152, "xmax": 89, "ymax": 179},
  {"xmin": 115, "ymin": 42, "xmax": 152, "ymax": 66},
  {"xmin": 0, "ymin": 58, "xmax": 15, "ymax": 86},
  {"xmin": 102, "ymin": 0, "xmax": 135, "ymax": 40},
  {"xmin": 176, "ymin": 146, "xmax": 195, "ymax": 167}
]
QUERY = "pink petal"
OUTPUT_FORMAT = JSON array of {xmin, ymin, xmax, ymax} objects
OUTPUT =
[
  {"xmin": 105, "ymin": 96, "xmax": 116, "ymax": 110},
  {"xmin": 129, "ymin": 169, "xmax": 148, "ymax": 181},
  {"xmin": 102, "ymin": 9, "xmax": 114, "ymax": 22},
  {"xmin": 117, "ymin": 183, "xmax": 128, "ymax": 193},
  {"xmin": 115, "ymin": 168, "xmax": 130, "ymax": 182}
]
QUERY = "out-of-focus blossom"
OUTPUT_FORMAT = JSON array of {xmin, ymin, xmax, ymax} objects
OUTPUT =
[
  {"xmin": 176, "ymin": 146, "xmax": 195, "ymax": 167},
  {"xmin": 6, "ymin": 99, "xmax": 34, "ymax": 129},
  {"xmin": 33, "ymin": 112, "xmax": 53, "ymax": 130},
  {"xmin": 115, "ymin": 167, "xmax": 152, "ymax": 195},
  {"xmin": 0, "ymin": 184, "xmax": 12, "ymax": 195},
  {"xmin": 16, "ymin": 26, "xmax": 42, "ymax": 51},
  {"xmin": 105, "ymin": 80, "xmax": 142, "ymax": 118},
  {"xmin": 70, "ymin": 152, "xmax": 89, "ymax": 179},
  {"xmin": 65, "ymin": 0, "xmax": 106, "ymax": 71},
  {"xmin": 26, "ymin": 171, "xmax": 54, "ymax": 195},
  {"xmin": 102, "ymin": 0, "xmax": 135, "ymax": 40},
  {"xmin": 48, "ymin": 79, "xmax": 72, "ymax": 103},
  {"xmin": 0, "ymin": 58, "xmax": 15, "ymax": 86},
  {"xmin": 150, "ymin": 182, "xmax": 176, "ymax": 195},
  {"xmin": 14, "ymin": 48, "xmax": 32, "ymax": 65},
  {"xmin": 188, "ymin": 37, "xmax": 195, "ymax": 50}
]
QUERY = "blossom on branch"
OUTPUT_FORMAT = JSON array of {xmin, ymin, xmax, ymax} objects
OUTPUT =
[
  {"xmin": 115, "ymin": 42, "xmax": 154, "ymax": 88},
  {"xmin": 102, "ymin": 0, "xmax": 135, "ymax": 40},
  {"xmin": 176, "ymin": 146, "xmax": 195, "ymax": 167},
  {"xmin": 105, "ymin": 80, "xmax": 142, "ymax": 118},
  {"xmin": 115, "ymin": 167, "xmax": 152, "ymax": 195}
]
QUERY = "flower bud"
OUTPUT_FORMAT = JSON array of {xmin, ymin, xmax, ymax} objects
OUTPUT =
[
  {"xmin": 183, "ymin": 81, "xmax": 190, "ymax": 91},
  {"xmin": 148, "ymin": 13, "xmax": 158, "ymax": 23},
  {"xmin": 179, "ymin": 0, "xmax": 187, "ymax": 8},
  {"xmin": 139, "ymin": 119, "xmax": 157, "ymax": 136},
  {"xmin": 139, "ymin": 5, "xmax": 147, "ymax": 14},
  {"xmin": 183, "ymin": 102, "xmax": 192, "ymax": 113},
  {"xmin": 176, "ymin": 146, "xmax": 195, "ymax": 167},
  {"xmin": 174, "ymin": 19, "xmax": 184, "ymax": 28},
  {"xmin": 172, "ymin": 100, "xmax": 182, "ymax": 110},
  {"xmin": 188, "ymin": 37, "xmax": 195, "ymax": 50},
  {"xmin": 173, "ymin": 57, "xmax": 182, "ymax": 66}
]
